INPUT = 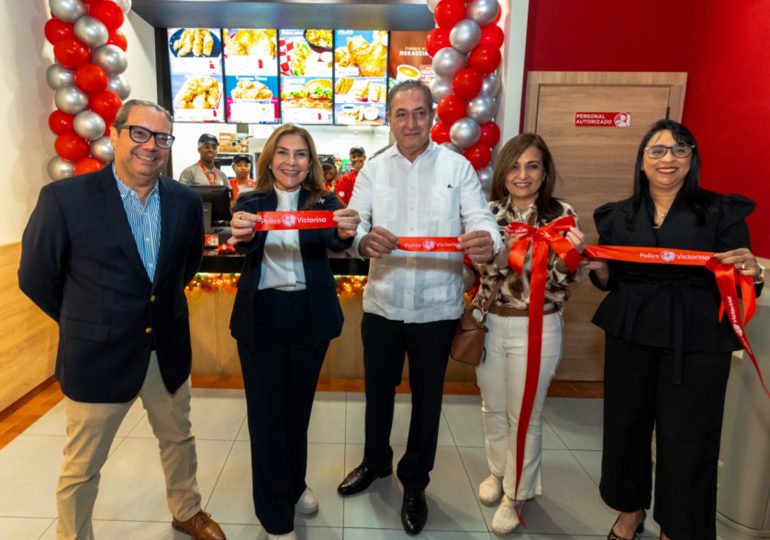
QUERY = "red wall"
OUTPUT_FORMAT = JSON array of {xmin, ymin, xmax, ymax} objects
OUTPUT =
[{"xmin": 524, "ymin": 0, "xmax": 769, "ymax": 255}]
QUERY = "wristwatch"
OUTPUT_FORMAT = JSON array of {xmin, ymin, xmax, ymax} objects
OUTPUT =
[{"xmin": 754, "ymin": 263, "xmax": 766, "ymax": 284}]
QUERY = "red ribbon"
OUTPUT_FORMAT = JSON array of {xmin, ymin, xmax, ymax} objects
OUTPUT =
[
  {"xmin": 584, "ymin": 245, "xmax": 767, "ymax": 398},
  {"xmin": 397, "ymin": 236, "xmax": 461, "ymax": 252},
  {"xmin": 504, "ymin": 215, "xmax": 581, "ymax": 520},
  {"xmin": 253, "ymin": 210, "xmax": 335, "ymax": 231}
]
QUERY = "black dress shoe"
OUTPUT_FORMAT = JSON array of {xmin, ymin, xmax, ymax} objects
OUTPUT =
[
  {"xmin": 337, "ymin": 462, "xmax": 392, "ymax": 496},
  {"xmin": 401, "ymin": 490, "xmax": 428, "ymax": 535},
  {"xmin": 607, "ymin": 509, "xmax": 646, "ymax": 540}
]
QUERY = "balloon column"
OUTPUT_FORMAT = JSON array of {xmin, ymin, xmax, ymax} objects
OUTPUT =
[
  {"xmin": 45, "ymin": 0, "xmax": 132, "ymax": 180},
  {"xmin": 426, "ymin": 0, "xmax": 503, "ymax": 195}
]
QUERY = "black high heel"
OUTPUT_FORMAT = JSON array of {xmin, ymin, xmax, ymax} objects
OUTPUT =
[{"xmin": 607, "ymin": 509, "xmax": 646, "ymax": 540}]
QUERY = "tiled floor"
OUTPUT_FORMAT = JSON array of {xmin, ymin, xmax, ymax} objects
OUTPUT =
[{"xmin": 0, "ymin": 390, "xmax": 744, "ymax": 539}]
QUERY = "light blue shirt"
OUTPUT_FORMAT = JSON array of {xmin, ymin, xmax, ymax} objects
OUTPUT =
[{"xmin": 113, "ymin": 166, "xmax": 161, "ymax": 282}]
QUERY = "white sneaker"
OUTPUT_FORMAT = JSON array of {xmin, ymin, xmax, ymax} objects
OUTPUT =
[
  {"xmin": 478, "ymin": 474, "xmax": 503, "ymax": 505},
  {"xmin": 267, "ymin": 531, "xmax": 298, "ymax": 540},
  {"xmin": 295, "ymin": 487, "xmax": 319, "ymax": 514},
  {"xmin": 491, "ymin": 496, "xmax": 522, "ymax": 536}
]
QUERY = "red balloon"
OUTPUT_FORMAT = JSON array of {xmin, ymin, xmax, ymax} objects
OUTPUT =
[
  {"xmin": 53, "ymin": 37, "xmax": 91, "ymax": 70},
  {"xmin": 431, "ymin": 121, "xmax": 451, "ymax": 145},
  {"xmin": 480, "ymin": 24, "xmax": 505, "ymax": 49},
  {"xmin": 434, "ymin": 0, "xmax": 466, "ymax": 30},
  {"xmin": 493, "ymin": 3, "xmax": 503, "ymax": 24},
  {"xmin": 44, "ymin": 18, "xmax": 74, "ymax": 45},
  {"xmin": 75, "ymin": 157, "xmax": 105, "ymax": 175},
  {"xmin": 89, "ymin": 1, "xmax": 125, "ymax": 32},
  {"xmin": 49, "ymin": 110, "xmax": 75, "ymax": 136},
  {"xmin": 425, "ymin": 28, "xmax": 450, "ymax": 58},
  {"xmin": 107, "ymin": 29, "xmax": 128, "ymax": 51},
  {"xmin": 464, "ymin": 143, "xmax": 492, "ymax": 169},
  {"xmin": 55, "ymin": 133, "xmax": 90, "ymax": 162},
  {"xmin": 452, "ymin": 67, "xmax": 483, "ymax": 100},
  {"xmin": 89, "ymin": 91, "xmax": 122, "ymax": 123},
  {"xmin": 479, "ymin": 122, "xmax": 501, "ymax": 148},
  {"xmin": 75, "ymin": 64, "xmax": 109, "ymax": 95},
  {"xmin": 436, "ymin": 95, "xmax": 466, "ymax": 126},
  {"xmin": 468, "ymin": 44, "xmax": 502, "ymax": 75}
]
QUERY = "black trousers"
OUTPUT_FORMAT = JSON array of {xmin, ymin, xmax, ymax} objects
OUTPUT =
[
  {"xmin": 600, "ymin": 334, "xmax": 731, "ymax": 540},
  {"xmin": 237, "ymin": 289, "xmax": 328, "ymax": 535},
  {"xmin": 361, "ymin": 312, "xmax": 457, "ymax": 492}
]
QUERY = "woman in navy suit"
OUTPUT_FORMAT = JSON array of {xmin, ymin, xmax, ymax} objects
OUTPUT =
[{"xmin": 228, "ymin": 124, "xmax": 360, "ymax": 540}]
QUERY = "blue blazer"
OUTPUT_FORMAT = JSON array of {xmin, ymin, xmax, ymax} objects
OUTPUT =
[
  {"xmin": 230, "ymin": 188, "xmax": 352, "ymax": 348},
  {"xmin": 18, "ymin": 166, "xmax": 203, "ymax": 403}
]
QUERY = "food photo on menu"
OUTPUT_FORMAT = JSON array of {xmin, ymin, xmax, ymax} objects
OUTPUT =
[
  {"xmin": 279, "ymin": 29, "xmax": 334, "ymax": 124},
  {"xmin": 223, "ymin": 28, "xmax": 279, "ymax": 123},
  {"xmin": 334, "ymin": 30, "xmax": 388, "ymax": 125},
  {"xmin": 168, "ymin": 27, "xmax": 225, "ymax": 122}
]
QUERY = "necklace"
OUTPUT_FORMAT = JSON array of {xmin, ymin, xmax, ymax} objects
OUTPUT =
[{"xmin": 654, "ymin": 207, "xmax": 668, "ymax": 226}]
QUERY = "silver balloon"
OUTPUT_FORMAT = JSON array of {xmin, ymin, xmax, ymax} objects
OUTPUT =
[
  {"xmin": 92, "ymin": 45, "xmax": 128, "ymax": 75},
  {"xmin": 106, "ymin": 74, "xmax": 131, "ymax": 100},
  {"xmin": 449, "ymin": 117, "xmax": 481, "ymax": 149},
  {"xmin": 427, "ymin": 0, "xmax": 441, "ymax": 13},
  {"xmin": 47, "ymin": 155, "xmax": 76, "ymax": 180},
  {"xmin": 480, "ymin": 70, "xmax": 502, "ymax": 97},
  {"xmin": 46, "ymin": 64, "xmax": 75, "ymax": 90},
  {"xmin": 467, "ymin": 0, "xmax": 501, "ymax": 27},
  {"xmin": 49, "ymin": 0, "xmax": 87, "ymax": 23},
  {"xmin": 74, "ymin": 16, "xmax": 109, "ymax": 49},
  {"xmin": 54, "ymin": 85, "xmax": 89, "ymax": 114},
  {"xmin": 432, "ymin": 47, "xmax": 465, "ymax": 79},
  {"xmin": 90, "ymin": 136, "xmax": 114, "ymax": 163},
  {"xmin": 467, "ymin": 95, "xmax": 497, "ymax": 124},
  {"xmin": 449, "ymin": 19, "xmax": 481, "ymax": 54},
  {"xmin": 73, "ymin": 110, "xmax": 106, "ymax": 140},
  {"xmin": 112, "ymin": 0, "xmax": 132, "ymax": 14},
  {"xmin": 441, "ymin": 142, "xmax": 462, "ymax": 154},
  {"xmin": 476, "ymin": 164, "xmax": 494, "ymax": 197},
  {"xmin": 429, "ymin": 76, "xmax": 454, "ymax": 103}
]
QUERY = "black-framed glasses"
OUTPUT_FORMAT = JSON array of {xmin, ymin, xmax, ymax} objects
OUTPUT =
[
  {"xmin": 116, "ymin": 124, "xmax": 175, "ymax": 149},
  {"xmin": 644, "ymin": 144, "xmax": 694, "ymax": 159}
]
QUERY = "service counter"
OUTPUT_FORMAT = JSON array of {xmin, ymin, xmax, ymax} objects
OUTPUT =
[{"xmin": 187, "ymin": 252, "xmax": 479, "ymax": 383}]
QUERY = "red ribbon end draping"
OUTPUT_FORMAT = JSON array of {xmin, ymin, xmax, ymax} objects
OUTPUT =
[
  {"xmin": 504, "ymin": 215, "xmax": 582, "ymax": 516},
  {"xmin": 397, "ymin": 236, "xmax": 461, "ymax": 252},
  {"xmin": 253, "ymin": 211, "xmax": 335, "ymax": 231}
]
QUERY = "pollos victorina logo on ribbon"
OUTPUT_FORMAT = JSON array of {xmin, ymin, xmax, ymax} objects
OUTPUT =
[
  {"xmin": 396, "ymin": 237, "xmax": 461, "ymax": 252},
  {"xmin": 661, "ymin": 250, "xmax": 676, "ymax": 262},
  {"xmin": 253, "ymin": 211, "xmax": 335, "ymax": 231},
  {"xmin": 281, "ymin": 214, "xmax": 298, "ymax": 227}
]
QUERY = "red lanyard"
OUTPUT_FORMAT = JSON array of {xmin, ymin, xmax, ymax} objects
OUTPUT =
[{"xmin": 198, "ymin": 161, "xmax": 217, "ymax": 186}]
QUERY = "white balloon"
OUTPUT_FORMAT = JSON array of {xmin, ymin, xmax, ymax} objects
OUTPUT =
[
  {"xmin": 467, "ymin": 95, "xmax": 497, "ymax": 124},
  {"xmin": 112, "ymin": 0, "xmax": 132, "ymax": 14},
  {"xmin": 107, "ymin": 74, "xmax": 131, "ymax": 100},
  {"xmin": 74, "ymin": 110, "xmax": 106, "ymax": 140},
  {"xmin": 46, "ymin": 64, "xmax": 75, "ymax": 90},
  {"xmin": 449, "ymin": 19, "xmax": 481, "ymax": 54},
  {"xmin": 74, "ymin": 16, "xmax": 109, "ymax": 49},
  {"xmin": 54, "ymin": 85, "xmax": 89, "ymax": 114},
  {"xmin": 441, "ymin": 142, "xmax": 462, "ymax": 154},
  {"xmin": 449, "ymin": 117, "xmax": 481, "ymax": 149},
  {"xmin": 476, "ymin": 164, "xmax": 494, "ymax": 198},
  {"xmin": 92, "ymin": 45, "xmax": 128, "ymax": 75},
  {"xmin": 429, "ymin": 76, "xmax": 454, "ymax": 103},
  {"xmin": 432, "ymin": 47, "xmax": 465, "ymax": 79},
  {"xmin": 47, "ymin": 155, "xmax": 76, "ymax": 180},
  {"xmin": 467, "ymin": 0, "xmax": 501, "ymax": 27},
  {"xmin": 427, "ymin": 0, "xmax": 441, "ymax": 13},
  {"xmin": 49, "ymin": 0, "xmax": 87, "ymax": 23},
  {"xmin": 90, "ymin": 136, "xmax": 114, "ymax": 163},
  {"xmin": 480, "ymin": 70, "xmax": 502, "ymax": 97}
]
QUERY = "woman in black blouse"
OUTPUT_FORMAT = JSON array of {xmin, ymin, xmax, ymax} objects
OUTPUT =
[{"xmin": 588, "ymin": 120, "xmax": 764, "ymax": 540}]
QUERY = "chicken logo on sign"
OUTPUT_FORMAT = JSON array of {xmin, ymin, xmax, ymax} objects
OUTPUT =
[{"xmin": 281, "ymin": 214, "xmax": 297, "ymax": 228}]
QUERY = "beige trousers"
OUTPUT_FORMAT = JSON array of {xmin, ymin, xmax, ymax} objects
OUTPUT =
[{"xmin": 56, "ymin": 352, "xmax": 202, "ymax": 540}]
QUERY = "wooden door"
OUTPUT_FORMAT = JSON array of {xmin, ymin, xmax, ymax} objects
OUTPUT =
[{"xmin": 523, "ymin": 71, "xmax": 687, "ymax": 381}]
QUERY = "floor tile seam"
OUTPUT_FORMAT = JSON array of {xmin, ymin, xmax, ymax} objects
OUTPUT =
[
  {"xmin": 38, "ymin": 519, "xmax": 57, "ymax": 540},
  {"xmin": 455, "ymin": 441, "xmax": 493, "ymax": 534},
  {"xmin": 0, "ymin": 513, "xmax": 57, "ymax": 519},
  {"xmin": 341, "ymin": 391, "xmax": 350, "ymax": 535},
  {"xmin": 542, "ymin": 414, "xmax": 571, "ymax": 450},
  {"xmin": 202, "ymin": 434, "xmax": 241, "ymax": 512}
]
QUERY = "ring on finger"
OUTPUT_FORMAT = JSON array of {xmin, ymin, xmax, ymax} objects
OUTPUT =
[{"xmin": 741, "ymin": 262, "xmax": 747, "ymax": 270}]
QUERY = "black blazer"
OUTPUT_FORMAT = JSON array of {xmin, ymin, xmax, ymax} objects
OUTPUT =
[
  {"xmin": 229, "ymin": 188, "xmax": 352, "ymax": 348},
  {"xmin": 18, "ymin": 166, "xmax": 203, "ymax": 402},
  {"xmin": 590, "ymin": 190, "xmax": 760, "ymax": 354}
]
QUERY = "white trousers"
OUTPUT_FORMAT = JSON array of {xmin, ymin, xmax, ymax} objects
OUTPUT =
[{"xmin": 475, "ymin": 311, "xmax": 563, "ymax": 500}]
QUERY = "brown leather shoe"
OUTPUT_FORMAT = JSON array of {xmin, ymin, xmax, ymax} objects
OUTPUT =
[{"xmin": 172, "ymin": 511, "xmax": 226, "ymax": 540}]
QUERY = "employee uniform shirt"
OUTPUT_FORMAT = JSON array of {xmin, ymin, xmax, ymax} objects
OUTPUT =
[
  {"xmin": 349, "ymin": 141, "xmax": 501, "ymax": 323},
  {"xmin": 258, "ymin": 188, "xmax": 306, "ymax": 291},
  {"xmin": 179, "ymin": 162, "xmax": 228, "ymax": 186},
  {"xmin": 114, "ymin": 166, "xmax": 161, "ymax": 281}
]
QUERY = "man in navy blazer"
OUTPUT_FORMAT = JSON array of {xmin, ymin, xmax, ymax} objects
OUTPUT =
[{"xmin": 19, "ymin": 100, "xmax": 225, "ymax": 540}]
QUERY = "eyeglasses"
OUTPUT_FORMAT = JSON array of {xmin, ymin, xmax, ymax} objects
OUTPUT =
[
  {"xmin": 644, "ymin": 144, "xmax": 694, "ymax": 159},
  {"xmin": 115, "ymin": 125, "xmax": 175, "ymax": 149}
]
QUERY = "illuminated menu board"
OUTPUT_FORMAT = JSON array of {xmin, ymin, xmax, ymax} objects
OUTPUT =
[
  {"xmin": 223, "ymin": 29, "xmax": 279, "ymax": 124},
  {"xmin": 388, "ymin": 31, "xmax": 435, "ymax": 88},
  {"xmin": 278, "ymin": 29, "xmax": 334, "ymax": 125},
  {"xmin": 168, "ymin": 28, "xmax": 225, "ymax": 122},
  {"xmin": 333, "ymin": 30, "xmax": 388, "ymax": 126}
]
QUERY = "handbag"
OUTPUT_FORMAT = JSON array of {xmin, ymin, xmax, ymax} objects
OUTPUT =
[{"xmin": 449, "ymin": 277, "xmax": 504, "ymax": 366}]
